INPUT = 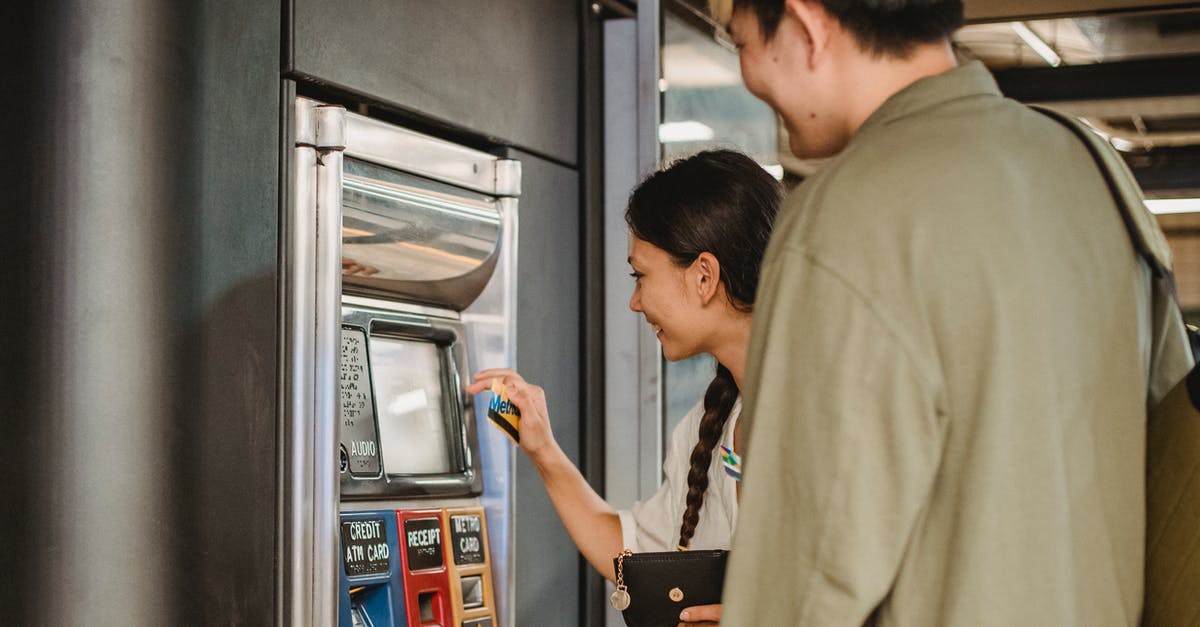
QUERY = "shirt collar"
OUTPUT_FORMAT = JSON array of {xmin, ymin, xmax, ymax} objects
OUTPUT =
[{"xmin": 855, "ymin": 60, "xmax": 1002, "ymax": 135}]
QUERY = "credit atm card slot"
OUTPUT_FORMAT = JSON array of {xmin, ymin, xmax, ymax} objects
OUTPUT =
[
  {"xmin": 350, "ymin": 605, "xmax": 372, "ymax": 627},
  {"xmin": 460, "ymin": 575, "xmax": 484, "ymax": 609},
  {"xmin": 461, "ymin": 618, "xmax": 493, "ymax": 627}
]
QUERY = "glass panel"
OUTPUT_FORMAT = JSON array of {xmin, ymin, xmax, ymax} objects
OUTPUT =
[
  {"xmin": 370, "ymin": 337, "xmax": 453, "ymax": 474},
  {"xmin": 660, "ymin": 10, "xmax": 778, "ymax": 434},
  {"xmin": 661, "ymin": 12, "xmax": 778, "ymax": 166}
]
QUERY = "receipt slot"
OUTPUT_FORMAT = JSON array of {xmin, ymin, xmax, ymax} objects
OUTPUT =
[
  {"xmin": 339, "ymin": 512, "xmax": 404, "ymax": 627},
  {"xmin": 398, "ymin": 509, "xmax": 454, "ymax": 626},
  {"xmin": 443, "ymin": 507, "xmax": 497, "ymax": 627}
]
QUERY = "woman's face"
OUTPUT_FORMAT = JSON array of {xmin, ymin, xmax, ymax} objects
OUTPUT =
[{"xmin": 627, "ymin": 236, "xmax": 709, "ymax": 361}]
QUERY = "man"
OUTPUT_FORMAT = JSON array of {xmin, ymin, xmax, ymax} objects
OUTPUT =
[{"xmin": 707, "ymin": 1, "xmax": 1193, "ymax": 625}]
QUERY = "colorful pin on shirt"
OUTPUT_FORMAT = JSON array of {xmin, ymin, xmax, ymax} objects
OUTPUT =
[{"xmin": 720, "ymin": 445, "xmax": 741, "ymax": 481}]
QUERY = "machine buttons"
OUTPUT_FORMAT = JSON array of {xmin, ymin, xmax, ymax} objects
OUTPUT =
[
  {"xmin": 460, "ymin": 575, "xmax": 484, "ymax": 609},
  {"xmin": 341, "ymin": 517, "xmax": 391, "ymax": 577},
  {"xmin": 450, "ymin": 514, "xmax": 485, "ymax": 565},
  {"xmin": 404, "ymin": 517, "xmax": 445, "ymax": 571}
]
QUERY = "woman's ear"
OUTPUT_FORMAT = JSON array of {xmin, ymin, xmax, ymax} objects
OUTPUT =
[{"xmin": 693, "ymin": 252, "xmax": 722, "ymax": 305}]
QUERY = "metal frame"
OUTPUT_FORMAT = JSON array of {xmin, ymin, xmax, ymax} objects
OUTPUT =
[
  {"xmin": 283, "ymin": 97, "xmax": 343, "ymax": 627},
  {"xmin": 338, "ymin": 307, "xmax": 484, "ymax": 499},
  {"xmin": 601, "ymin": 0, "xmax": 664, "ymax": 570},
  {"xmin": 334, "ymin": 101, "xmax": 522, "ymax": 627},
  {"xmin": 343, "ymin": 111, "xmax": 522, "ymax": 198}
]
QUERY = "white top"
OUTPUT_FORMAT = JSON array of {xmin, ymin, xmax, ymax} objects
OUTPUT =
[{"xmin": 616, "ymin": 397, "xmax": 741, "ymax": 552}]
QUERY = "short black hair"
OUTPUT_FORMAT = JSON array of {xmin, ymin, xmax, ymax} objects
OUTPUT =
[{"xmin": 733, "ymin": 0, "xmax": 964, "ymax": 58}]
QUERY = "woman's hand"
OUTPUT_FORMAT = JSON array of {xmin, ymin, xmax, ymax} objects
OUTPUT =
[
  {"xmin": 678, "ymin": 604, "xmax": 721, "ymax": 626},
  {"xmin": 466, "ymin": 368, "xmax": 559, "ymax": 465}
]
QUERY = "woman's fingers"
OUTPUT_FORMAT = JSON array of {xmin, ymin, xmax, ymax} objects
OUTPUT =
[
  {"xmin": 464, "ymin": 379, "xmax": 491, "ymax": 395},
  {"xmin": 471, "ymin": 368, "xmax": 523, "ymax": 383},
  {"xmin": 678, "ymin": 604, "xmax": 722, "ymax": 625},
  {"xmin": 506, "ymin": 380, "xmax": 542, "ymax": 413},
  {"xmin": 465, "ymin": 368, "xmax": 525, "ymax": 395}
]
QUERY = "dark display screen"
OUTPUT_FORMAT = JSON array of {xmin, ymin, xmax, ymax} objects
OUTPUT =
[{"xmin": 370, "ymin": 337, "xmax": 454, "ymax": 475}]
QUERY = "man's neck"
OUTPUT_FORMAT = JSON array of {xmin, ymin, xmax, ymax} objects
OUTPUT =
[{"xmin": 838, "ymin": 41, "xmax": 958, "ymax": 140}]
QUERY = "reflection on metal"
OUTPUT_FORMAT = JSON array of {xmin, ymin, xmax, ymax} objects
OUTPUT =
[
  {"xmin": 342, "ymin": 294, "xmax": 461, "ymax": 322},
  {"xmin": 461, "ymin": 194, "xmax": 520, "ymax": 627},
  {"xmin": 286, "ymin": 97, "xmax": 319, "ymax": 627},
  {"xmin": 344, "ymin": 112, "xmax": 519, "ymax": 197},
  {"xmin": 313, "ymin": 104, "xmax": 345, "ymax": 627},
  {"xmin": 495, "ymin": 159, "xmax": 523, "ymax": 197},
  {"xmin": 340, "ymin": 159, "xmax": 504, "ymax": 310},
  {"xmin": 285, "ymin": 97, "xmax": 344, "ymax": 627}
]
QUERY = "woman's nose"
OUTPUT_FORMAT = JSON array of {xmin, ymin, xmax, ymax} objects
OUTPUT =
[{"xmin": 628, "ymin": 289, "xmax": 642, "ymax": 313}]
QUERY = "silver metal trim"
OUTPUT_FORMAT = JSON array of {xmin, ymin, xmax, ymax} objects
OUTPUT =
[
  {"xmin": 296, "ymin": 98, "xmax": 317, "ymax": 147},
  {"xmin": 287, "ymin": 96, "xmax": 319, "ymax": 627},
  {"xmin": 498, "ymin": 195, "xmax": 520, "ymax": 627},
  {"xmin": 341, "ymin": 294, "xmax": 461, "ymax": 321},
  {"xmin": 601, "ymin": 16, "xmax": 664, "ymax": 507},
  {"xmin": 338, "ymin": 496, "xmax": 484, "ymax": 513},
  {"xmin": 494, "ymin": 159, "xmax": 523, "ymax": 197},
  {"xmin": 313, "ymin": 104, "xmax": 346, "ymax": 627},
  {"xmin": 603, "ymin": 15, "xmax": 665, "ymax": 623},
  {"xmin": 635, "ymin": 0, "xmax": 664, "ymax": 503},
  {"xmin": 343, "ymin": 110, "xmax": 518, "ymax": 197}
]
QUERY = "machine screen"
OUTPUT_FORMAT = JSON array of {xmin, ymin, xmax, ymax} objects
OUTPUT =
[{"xmin": 370, "ymin": 336, "xmax": 454, "ymax": 474}]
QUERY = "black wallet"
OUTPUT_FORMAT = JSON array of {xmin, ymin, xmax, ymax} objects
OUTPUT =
[{"xmin": 610, "ymin": 549, "xmax": 729, "ymax": 627}]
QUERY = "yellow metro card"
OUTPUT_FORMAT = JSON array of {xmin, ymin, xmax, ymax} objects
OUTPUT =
[{"xmin": 487, "ymin": 378, "xmax": 521, "ymax": 444}]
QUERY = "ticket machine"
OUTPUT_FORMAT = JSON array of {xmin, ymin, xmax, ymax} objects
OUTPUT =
[{"xmin": 296, "ymin": 97, "xmax": 519, "ymax": 627}]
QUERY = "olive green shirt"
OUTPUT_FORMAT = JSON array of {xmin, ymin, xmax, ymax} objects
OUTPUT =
[{"xmin": 724, "ymin": 62, "xmax": 1187, "ymax": 626}]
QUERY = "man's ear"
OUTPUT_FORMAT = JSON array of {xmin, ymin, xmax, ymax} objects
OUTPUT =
[
  {"xmin": 693, "ymin": 252, "xmax": 722, "ymax": 305},
  {"xmin": 783, "ymin": 0, "xmax": 834, "ymax": 69}
]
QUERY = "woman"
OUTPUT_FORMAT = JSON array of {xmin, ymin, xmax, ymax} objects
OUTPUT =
[{"xmin": 467, "ymin": 149, "xmax": 780, "ymax": 622}]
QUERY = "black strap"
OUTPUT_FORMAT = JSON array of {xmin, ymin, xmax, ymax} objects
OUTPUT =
[{"xmin": 1030, "ymin": 105, "xmax": 1170, "ymax": 280}]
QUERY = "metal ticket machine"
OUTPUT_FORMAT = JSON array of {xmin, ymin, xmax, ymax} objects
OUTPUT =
[{"xmin": 293, "ymin": 98, "xmax": 519, "ymax": 627}]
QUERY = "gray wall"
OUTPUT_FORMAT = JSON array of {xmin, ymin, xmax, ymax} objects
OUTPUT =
[
  {"xmin": 512, "ymin": 149, "xmax": 586, "ymax": 625},
  {"xmin": 291, "ymin": 0, "xmax": 580, "ymax": 165},
  {"xmin": 0, "ymin": 1, "xmax": 282, "ymax": 624}
]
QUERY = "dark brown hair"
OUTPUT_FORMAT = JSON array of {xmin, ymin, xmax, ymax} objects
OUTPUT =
[
  {"xmin": 733, "ymin": 0, "xmax": 963, "ymax": 58},
  {"xmin": 625, "ymin": 149, "xmax": 781, "ymax": 548}
]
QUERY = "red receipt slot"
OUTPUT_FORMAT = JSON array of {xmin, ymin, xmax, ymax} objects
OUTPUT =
[
  {"xmin": 397, "ymin": 509, "xmax": 454, "ymax": 627},
  {"xmin": 442, "ymin": 507, "xmax": 497, "ymax": 627}
]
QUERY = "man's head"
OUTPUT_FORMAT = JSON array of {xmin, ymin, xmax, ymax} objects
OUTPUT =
[{"xmin": 714, "ymin": 0, "xmax": 963, "ymax": 158}]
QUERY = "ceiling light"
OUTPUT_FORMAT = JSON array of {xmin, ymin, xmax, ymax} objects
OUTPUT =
[
  {"xmin": 659, "ymin": 121, "xmax": 715, "ymax": 143},
  {"xmin": 1011, "ymin": 22, "xmax": 1062, "ymax": 67},
  {"xmin": 1146, "ymin": 198, "xmax": 1200, "ymax": 215}
]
